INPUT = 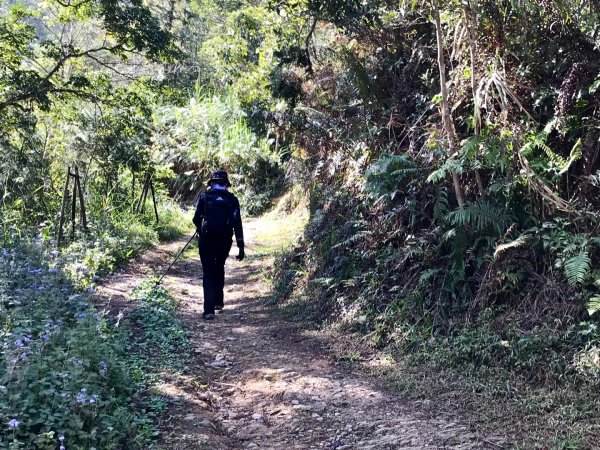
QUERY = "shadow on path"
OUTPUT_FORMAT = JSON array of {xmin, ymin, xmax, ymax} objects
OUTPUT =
[{"xmin": 96, "ymin": 220, "xmax": 506, "ymax": 450}]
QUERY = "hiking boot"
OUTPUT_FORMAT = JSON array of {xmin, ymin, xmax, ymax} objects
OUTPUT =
[
  {"xmin": 215, "ymin": 305, "xmax": 224, "ymax": 312},
  {"xmin": 203, "ymin": 313, "xmax": 215, "ymax": 320}
]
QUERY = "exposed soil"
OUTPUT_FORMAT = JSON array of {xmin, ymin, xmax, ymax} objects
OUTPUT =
[{"xmin": 96, "ymin": 218, "xmax": 507, "ymax": 450}]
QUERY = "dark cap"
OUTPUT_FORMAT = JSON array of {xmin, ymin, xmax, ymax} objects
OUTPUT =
[{"xmin": 208, "ymin": 169, "xmax": 231, "ymax": 187}]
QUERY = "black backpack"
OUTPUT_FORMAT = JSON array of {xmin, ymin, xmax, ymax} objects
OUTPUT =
[{"xmin": 201, "ymin": 190, "xmax": 235, "ymax": 237}]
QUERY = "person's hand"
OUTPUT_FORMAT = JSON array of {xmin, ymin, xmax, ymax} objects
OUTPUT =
[{"xmin": 236, "ymin": 246, "xmax": 245, "ymax": 261}]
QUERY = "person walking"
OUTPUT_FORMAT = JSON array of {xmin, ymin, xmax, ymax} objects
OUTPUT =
[{"xmin": 193, "ymin": 169, "xmax": 245, "ymax": 320}]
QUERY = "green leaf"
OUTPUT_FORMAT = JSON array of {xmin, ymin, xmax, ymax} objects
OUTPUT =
[{"xmin": 587, "ymin": 296, "xmax": 600, "ymax": 316}]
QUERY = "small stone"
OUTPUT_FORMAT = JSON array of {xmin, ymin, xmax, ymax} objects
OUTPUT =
[
  {"xmin": 252, "ymin": 413, "xmax": 262, "ymax": 420},
  {"xmin": 293, "ymin": 404, "xmax": 312, "ymax": 411},
  {"xmin": 198, "ymin": 419, "xmax": 218, "ymax": 431}
]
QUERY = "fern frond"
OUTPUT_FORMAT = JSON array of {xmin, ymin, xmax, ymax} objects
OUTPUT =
[
  {"xmin": 390, "ymin": 167, "xmax": 419, "ymax": 177},
  {"xmin": 564, "ymin": 252, "xmax": 591, "ymax": 285},
  {"xmin": 427, "ymin": 158, "xmax": 464, "ymax": 184},
  {"xmin": 330, "ymin": 231, "xmax": 372, "ymax": 251},
  {"xmin": 558, "ymin": 138, "xmax": 582, "ymax": 175},
  {"xmin": 419, "ymin": 269, "xmax": 440, "ymax": 285},
  {"xmin": 587, "ymin": 295, "xmax": 600, "ymax": 316},
  {"xmin": 494, "ymin": 234, "xmax": 530, "ymax": 258},
  {"xmin": 447, "ymin": 201, "xmax": 511, "ymax": 234},
  {"xmin": 441, "ymin": 228, "xmax": 457, "ymax": 242},
  {"xmin": 433, "ymin": 187, "xmax": 449, "ymax": 220},
  {"xmin": 541, "ymin": 143, "xmax": 568, "ymax": 168},
  {"xmin": 460, "ymin": 136, "xmax": 480, "ymax": 159},
  {"xmin": 427, "ymin": 167, "xmax": 448, "ymax": 183}
]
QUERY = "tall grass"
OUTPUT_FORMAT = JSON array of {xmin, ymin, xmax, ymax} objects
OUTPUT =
[{"xmin": 153, "ymin": 90, "xmax": 284, "ymax": 214}]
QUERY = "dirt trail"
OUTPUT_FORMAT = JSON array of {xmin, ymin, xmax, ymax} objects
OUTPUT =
[{"xmin": 97, "ymin": 218, "xmax": 505, "ymax": 450}]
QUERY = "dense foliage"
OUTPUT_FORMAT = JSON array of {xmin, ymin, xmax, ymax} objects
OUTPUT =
[
  {"xmin": 269, "ymin": 0, "xmax": 600, "ymax": 375},
  {"xmin": 0, "ymin": 0, "xmax": 281, "ymax": 447},
  {"xmin": 263, "ymin": 0, "xmax": 600, "ymax": 445},
  {"xmin": 4, "ymin": 0, "xmax": 600, "ymax": 446}
]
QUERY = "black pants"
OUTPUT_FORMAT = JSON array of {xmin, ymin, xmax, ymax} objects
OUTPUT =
[{"xmin": 199, "ymin": 236, "xmax": 232, "ymax": 315}]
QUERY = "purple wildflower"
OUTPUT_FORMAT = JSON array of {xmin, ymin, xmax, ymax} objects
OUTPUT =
[
  {"xmin": 99, "ymin": 361, "xmax": 108, "ymax": 376},
  {"xmin": 7, "ymin": 419, "xmax": 19, "ymax": 429},
  {"xmin": 76, "ymin": 389, "xmax": 86, "ymax": 404}
]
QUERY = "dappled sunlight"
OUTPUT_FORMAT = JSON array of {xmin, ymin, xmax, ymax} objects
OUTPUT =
[{"xmin": 86, "ymin": 206, "xmax": 500, "ymax": 449}]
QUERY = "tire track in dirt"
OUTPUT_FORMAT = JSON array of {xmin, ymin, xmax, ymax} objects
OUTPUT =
[{"xmin": 98, "ymin": 218, "xmax": 506, "ymax": 450}]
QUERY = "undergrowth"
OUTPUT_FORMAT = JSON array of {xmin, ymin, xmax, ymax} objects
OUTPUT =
[
  {"xmin": 127, "ymin": 281, "xmax": 192, "ymax": 377},
  {"xmin": 0, "ymin": 200, "xmax": 189, "ymax": 449},
  {"xmin": 123, "ymin": 280, "xmax": 194, "ymax": 447},
  {"xmin": 270, "ymin": 164, "xmax": 600, "ymax": 447},
  {"xmin": 0, "ymin": 242, "xmax": 152, "ymax": 449}
]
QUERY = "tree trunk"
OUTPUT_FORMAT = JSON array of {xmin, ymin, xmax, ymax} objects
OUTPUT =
[
  {"xmin": 465, "ymin": 4, "xmax": 485, "ymax": 196},
  {"xmin": 433, "ymin": 0, "xmax": 465, "ymax": 207}
]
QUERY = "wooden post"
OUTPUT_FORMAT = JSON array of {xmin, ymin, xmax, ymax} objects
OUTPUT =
[
  {"xmin": 131, "ymin": 172, "xmax": 136, "ymax": 212},
  {"xmin": 150, "ymin": 178, "xmax": 159, "ymax": 224},
  {"xmin": 71, "ymin": 170, "xmax": 77, "ymax": 238},
  {"xmin": 135, "ymin": 171, "xmax": 149, "ymax": 213},
  {"xmin": 75, "ymin": 167, "xmax": 88, "ymax": 232},
  {"xmin": 141, "ymin": 173, "xmax": 150, "ymax": 214},
  {"xmin": 57, "ymin": 166, "xmax": 71, "ymax": 247},
  {"xmin": 105, "ymin": 175, "xmax": 112, "ymax": 201}
]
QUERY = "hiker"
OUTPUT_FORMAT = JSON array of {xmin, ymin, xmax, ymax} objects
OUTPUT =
[{"xmin": 193, "ymin": 169, "xmax": 245, "ymax": 320}]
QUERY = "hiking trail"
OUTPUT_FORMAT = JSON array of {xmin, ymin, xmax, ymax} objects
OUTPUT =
[{"xmin": 96, "ymin": 214, "xmax": 505, "ymax": 450}]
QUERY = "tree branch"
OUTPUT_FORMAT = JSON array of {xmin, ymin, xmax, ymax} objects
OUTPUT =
[{"xmin": 0, "ymin": 44, "xmax": 124, "ymax": 111}]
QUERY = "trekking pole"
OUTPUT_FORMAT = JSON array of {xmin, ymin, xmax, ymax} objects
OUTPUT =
[{"xmin": 155, "ymin": 231, "xmax": 197, "ymax": 286}]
